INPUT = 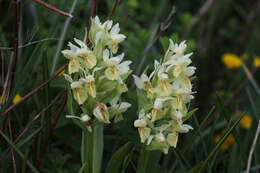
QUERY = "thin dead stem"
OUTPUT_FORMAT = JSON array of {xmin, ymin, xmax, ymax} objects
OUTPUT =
[
  {"xmin": 1, "ymin": 63, "xmax": 68, "ymax": 116},
  {"xmin": 32, "ymin": 0, "xmax": 73, "ymax": 18}
]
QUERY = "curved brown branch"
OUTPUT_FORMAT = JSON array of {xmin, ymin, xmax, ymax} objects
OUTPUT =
[
  {"xmin": 32, "ymin": 0, "xmax": 73, "ymax": 18},
  {"xmin": 35, "ymin": 94, "xmax": 67, "ymax": 168},
  {"xmin": 1, "ymin": 63, "xmax": 68, "ymax": 116}
]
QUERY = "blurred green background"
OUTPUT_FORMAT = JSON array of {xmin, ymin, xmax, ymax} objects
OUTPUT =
[{"xmin": 1, "ymin": 0, "xmax": 260, "ymax": 172}]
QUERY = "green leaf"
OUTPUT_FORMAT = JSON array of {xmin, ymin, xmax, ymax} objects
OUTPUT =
[
  {"xmin": 136, "ymin": 89, "xmax": 153, "ymax": 112},
  {"xmin": 106, "ymin": 142, "xmax": 132, "ymax": 173},
  {"xmin": 78, "ymin": 163, "xmax": 87, "ymax": 173},
  {"xmin": 50, "ymin": 77, "xmax": 69, "ymax": 88},
  {"xmin": 137, "ymin": 148, "xmax": 161, "ymax": 173},
  {"xmin": 173, "ymin": 148, "xmax": 191, "ymax": 170},
  {"xmin": 190, "ymin": 113, "xmax": 244, "ymax": 173},
  {"xmin": 183, "ymin": 108, "xmax": 198, "ymax": 122},
  {"xmin": 17, "ymin": 127, "xmax": 42, "ymax": 147},
  {"xmin": 0, "ymin": 130, "xmax": 39, "ymax": 173}
]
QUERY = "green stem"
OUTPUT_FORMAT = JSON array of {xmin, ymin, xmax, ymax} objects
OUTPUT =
[{"xmin": 81, "ymin": 124, "xmax": 104, "ymax": 173}]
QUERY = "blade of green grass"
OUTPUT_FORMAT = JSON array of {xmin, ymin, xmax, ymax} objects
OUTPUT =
[
  {"xmin": 0, "ymin": 130, "xmax": 39, "ymax": 173},
  {"xmin": 184, "ymin": 106, "xmax": 215, "ymax": 152},
  {"xmin": 137, "ymin": 148, "xmax": 161, "ymax": 173},
  {"xmin": 50, "ymin": 0, "xmax": 78, "ymax": 74},
  {"xmin": 17, "ymin": 127, "xmax": 42, "ymax": 147},
  {"xmin": 190, "ymin": 113, "xmax": 244, "ymax": 173},
  {"xmin": 106, "ymin": 142, "xmax": 132, "ymax": 173},
  {"xmin": 173, "ymin": 148, "xmax": 191, "ymax": 170},
  {"xmin": 78, "ymin": 163, "xmax": 87, "ymax": 173}
]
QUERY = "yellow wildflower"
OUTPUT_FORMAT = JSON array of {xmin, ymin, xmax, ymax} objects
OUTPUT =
[
  {"xmin": 13, "ymin": 94, "xmax": 22, "ymax": 104},
  {"xmin": 253, "ymin": 57, "xmax": 260, "ymax": 68},
  {"xmin": 240, "ymin": 115, "xmax": 252, "ymax": 129},
  {"xmin": 222, "ymin": 53, "xmax": 242, "ymax": 69},
  {"xmin": 214, "ymin": 133, "xmax": 235, "ymax": 151}
]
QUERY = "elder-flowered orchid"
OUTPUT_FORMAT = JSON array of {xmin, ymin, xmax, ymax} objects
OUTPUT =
[
  {"xmin": 63, "ymin": 16, "xmax": 131, "ymax": 129},
  {"xmin": 134, "ymin": 39, "xmax": 196, "ymax": 153}
]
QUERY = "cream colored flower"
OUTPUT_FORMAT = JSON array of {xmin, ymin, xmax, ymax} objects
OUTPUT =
[
  {"xmin": 93, "ymin": 102, "xmax": 110, "ymax": 123},
  {"xmin": 107, "ymin": 23, "xmax": 126, "ymax": 53},
  {"xmin": 103, "ymin": 49, "xmax": 132, "ymax": 81},
  {"xmin": 62, "ymin": 38, "xmax": 97, "ymax": 70},
  {"xmin": 166, "ymin": 131, "xmax": 178, "ymax": 147},
  {"xmin": 71, "ymin": 81, "xmax": 88, "ymax": 105},
  {"xmin": 138, "ymin": 127, "xmax": 151, "ymax": 143}
]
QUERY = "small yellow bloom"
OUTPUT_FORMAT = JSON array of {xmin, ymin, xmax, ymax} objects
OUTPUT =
[
  {"xmin": 222, "ymin": 53, "xmax": 242, "ymax": 69},
  {"xmin": 214, "ymin": 133, "xmax": 234, "ymax": 151},
  {"xmin": 240, "ymin": 115, "xmax": 252, "ymax": 129},
  {"xmin": 253, "ymin": 57, "xmax": 260, "ymax": 68},
  {"xmin": 13, "ymin": 94, "xmax": 22, "ymax": 104}
]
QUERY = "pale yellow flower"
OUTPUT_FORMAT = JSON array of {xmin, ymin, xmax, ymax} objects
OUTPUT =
[
  {"xmin": 222, "ymin": 53, "xmax": 242, "ymax": 69},
  {"xmin": 253, "ymin": 57, "xmax": 260, "ymax": 68},
  {"xmin": 138, "ymin": 127, "xmax": 151, "ymax": 143},
  {"xmin": 93, "ymin": 102, "xmax": 110, "ymax": 123},
  {"xmin": 240, "ymin": 115, "xmax": 252, "ymax": 129},
  {"xmin": 166, "ymin": 131, "xmax": 178, "ymax": 147},
  {"xmin": 71, "ymin": 81, "xmax": 88, "ymax": 105},
  {"xmin": 13, "ymin": 94, "xmax": 22, "ymax": 104}
]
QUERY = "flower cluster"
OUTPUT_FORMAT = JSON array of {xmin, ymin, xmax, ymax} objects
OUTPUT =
[
  {"xmin": 62, "ymin": 16, "xmax": 131, "ymax": 131},
  {"xmin": 133, "ymin": 40, "xmax": 196, "ymax": 153}
]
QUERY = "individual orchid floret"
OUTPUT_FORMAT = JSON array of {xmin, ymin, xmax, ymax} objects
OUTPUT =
[
  {"xmin": 103, "ymin": 49, "xmax": 132, "ymax": 81},
  {"xmin": 80, "ymin": 75, "xmax": 96, "ymax": 98},
  {"xmin": 62, "ymin": 38, "xmax": 97, "ymax": 70},
  {"xmin": 107, "ymin": 23, "xmax": 126, "ymax": 53},
  {"xmin": 93, "ymin": 102, "xmax": 110, "ymax": 123},
  {"xmin": 70, "ymin": 80, "xmax": 88, "ymax": 105},
  {"xmin": 109, "ymin": 98, "xmax": 131, "ymax": 122}
]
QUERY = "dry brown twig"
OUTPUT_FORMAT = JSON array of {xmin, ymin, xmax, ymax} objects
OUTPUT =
[
  {"xmin": 35, "ymin": 94, "xmax": 67, "ymax": 168},
  {"xmin": 1, "ymin": 63, "xmax": 68, "ymax": 116},
  {"xmin": 32, "ymin": 0, "xmax": 73, "ymax": 18},
  {"xmin": 0, "ymin": 91, "xmax": 64, "ymax": 161},
  {"xmin": 8, "ymin": 119, "xmax": 17, "ymax": 173},
  {"xmin": 108, "ymin": 0, "xmax": 121, "ymax": 19}
]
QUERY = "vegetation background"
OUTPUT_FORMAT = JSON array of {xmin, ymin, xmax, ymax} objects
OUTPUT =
[{"xmin": 0, "ymin": 0, "xmax": 260, "ymax": 172}]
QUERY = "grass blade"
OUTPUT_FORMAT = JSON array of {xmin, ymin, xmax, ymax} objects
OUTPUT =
[
  {"xmin": 106, "ymin": 142, "xmax": 132, "ymax": 173},
  {"xmin": 0, "ymin": 130, "xmax": 39, "ymax": 173},
  {"xmin": 193, "ymin": 113, "xmax": 244, "ymax": 173}
]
